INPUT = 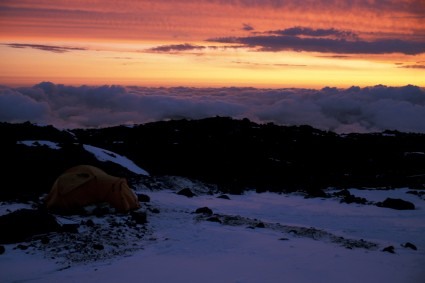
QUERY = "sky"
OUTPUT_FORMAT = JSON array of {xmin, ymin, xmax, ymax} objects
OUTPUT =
[{"xmin": 0, "ymin": 0, "xmax": 424, "ymax": 88}]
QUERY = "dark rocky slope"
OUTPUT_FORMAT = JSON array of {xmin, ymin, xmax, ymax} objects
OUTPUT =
[{"xmin": 1, "ymin": 117, "xmax": 425, "ymax": 199}]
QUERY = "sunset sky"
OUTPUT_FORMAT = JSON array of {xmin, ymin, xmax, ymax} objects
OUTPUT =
[{"xmin": 1, "ymin": 0, "xmax": 424, "ymax": 88}]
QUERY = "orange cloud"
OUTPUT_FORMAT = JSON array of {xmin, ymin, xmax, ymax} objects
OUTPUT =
[{"xmin": 1, "ymin": 0, "xmax": 423, "ymax": 42}]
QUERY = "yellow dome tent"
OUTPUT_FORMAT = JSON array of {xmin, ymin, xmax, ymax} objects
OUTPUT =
[{"xmin": 45, "ymin": 165, "xmax": 140, "ymax": 212}]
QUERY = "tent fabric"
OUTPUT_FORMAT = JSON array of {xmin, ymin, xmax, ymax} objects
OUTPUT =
[{"xmin": 45, "ymin": 165, "xmax": 140, "ymax": 212}]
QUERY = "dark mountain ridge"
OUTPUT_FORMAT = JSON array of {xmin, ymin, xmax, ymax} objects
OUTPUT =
[{"xmin": 1, "ymin": 117, "xmax": 425, "ymax": 199}]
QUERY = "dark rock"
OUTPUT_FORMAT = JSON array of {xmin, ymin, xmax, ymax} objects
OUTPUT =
[
  {"xmin": 341, "ymin": 194, "xmax": 368, "ymax": 205},
  {"xmin": 333, "ymin": 189, "xmax": 351, "ymax": 198},
  {"xmin": 195, "ymin": 207, "xmax": 213, "ymax": 215},
  {"xmin": 401, "ymin": 242, "xmax": 417, "ymax": 250},
  {"xmin": 40, "ymin": 236, "xmax": 50, "ymax": 244},
  {"xmin": 279, "ymin": 238, "xmax": 289, "ymax": 241},
  {"xmin": 217, "ymin": 194, "xmax": 230, "ymax": 200},
  {"xmin": 93, "ymin": 206, "xmax": 110, "ymax": 217},
  {"xmin": 256, "ymin": 222, "xmax": 265, "ymax": 228},
  {"xmin": 131, "ymin": 211, "xmax": 148, "ymax": 224},
  {"xmin": 206, "ymin": 216, "xmax": 222, "ymax": 223},
  {"xmin": 377, "ymin": 198, "xmax": 415, "ymax": 210},
  {"xmin": 177, "ymin": 188, "xmax": 196, "ymax": 198},
  {"xmin": 0, "ymin": 245, "xmax": 5, "ymax": 254},
  {"xmin": 304, "ymin": 189, "xmax": 327, "ymax": 198},
  {"xmin": 137, "ymin": 194, "xmax": 151, "ymax": 202},
  {"xmin": 148, "ymin": 207, "xmax": 160, "ymax": 214},
  {"xmin": 92, "ymin": 243, "xmax": 104, "ymax": 250},
  {"xmin": 0, "ymin": 209, "xmax": 61, "ymax": 244},
  {"xmin": 17, "ymin": 244, "xmax": 28, "ymax": 250},
  {"xmin": 60, "ymin": 224, "xmax": 80, "ymax": 233},
  {"xmin": 382, "ymin": 246, "xmax": 395, "ymax": 253},
  {"xmin": 84, "ymin": 219, "xmax": 95, "ymax": 227}
]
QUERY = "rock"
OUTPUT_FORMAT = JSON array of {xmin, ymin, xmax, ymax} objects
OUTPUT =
[
  {"xmin": 401, "ymin": 242, "xmax": 417, "ymax": 250},
  {"xmin": 148, "ymin": 207, "xmax": 160, "ymax": 214},
  {"xmin": 195, "ymin": 207, "xmax": 213, "ymax": 215},
  {"xmin": 85, "ymin": 219, "xmax": 95, "ymax": 227},
  {"xmin": 16, "ymin": 244, "xmax": 29, "ymax": 250},
  {"xmin": 382, "ymin": 246, "xmax": 395, "ymax": 253},
  {"xmin": 217, "ymin": 194, "xmax": 230, "ymax": 200},
  {"xmin": 93, "ymin": 206, "xmax": 110, "ymax": 217},
  {"xmin": 137, "ymin": 194, "xmax": 151, "ymax": 202},
  {"xmin": 0, "ymin": 245, "xmax": 5, "ymax": 254},
  {"xmin": 60, "ymin": 224, "xmax": 80, "ymax": 233},
  {"xmin": 304, "ymin": 188, "xmax": 327, "ymax": 198},
  {"xmin": 40, "ymin": 236, "xmax": 50, "ymax": 244},
  {"xmin": 131, "ymin": 211, "xmax": 148, "ymax": 224},
  {"xmin": 341, "ymin": 194, "xmax": 367, "ymax": 205},
  {"xmin": 0, "ymin": 209, "xmax": 61, "ymax": 244},
  {"xmin": 92, "ymin": 243, "xmax": 104, "ymax": 250},
  {"xmin": 177, "ymin": 188, "xmax": 196, "ymax": 198},
  {"xmin": 333, "ymin": 189, "xmax": 351, "ymax": 198},
  {"xmin": 377, "ymin": 198, "xmax": 415, "ymax": 210},
  {"xmin": 206, "ymin": 216, "xmax": 222, "ymax": 223},
  {"xmin": 255, "ymin": 222, "xmax": 265, "ymax": 228}
]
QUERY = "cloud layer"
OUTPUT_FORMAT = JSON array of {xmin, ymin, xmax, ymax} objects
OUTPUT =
[{"xmin": 1, "ymin": 82, "xmax": 425, "ymax": 133}]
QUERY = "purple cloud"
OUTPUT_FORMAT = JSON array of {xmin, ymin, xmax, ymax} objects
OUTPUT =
[
  {"xmin": 267, "ymin": 27, "xmax": 358, "ymax": 40},
  {"xmin": 208, "ymin": 26, "xmax": 425, "ymax": 55},
  {"xmin": 4, "ymin": 43, "xmax": 87, "ymax": 53},
  {"xmin": 242, "ymin": 23, "xmax": 254, "ymax": 31},
  {"xmin": 1, "ymin": 82, "xmax": 425, "ymax": 133},
  {"xmin": 147, "ymin": 43, "xmax": 206, "ymax": 53},
  {"xmin": 400, "ymin": 64, "xmax": 425, "ymax": 69}
]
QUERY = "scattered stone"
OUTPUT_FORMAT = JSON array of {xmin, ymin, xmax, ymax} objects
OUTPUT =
[
  {"xmin": 131, "ymin": 211, "xmax": 148, "ymax": 224},
  {"xmin": 382, "ymin": 246, "xmax": 395, "ymax": 253},
  {"xmin": 256, "ymin": 222, "xmax": 265, "ymax": 228},
  {"xmin": 195, "ymin": 207, "xmax": 213, "ymax": 215},
  {"xmin": 177, "ymin": 188, "xmax": 196, "ymax": 198},
  {"xmin": 60, "ymin": 224, "xmax": 80, "ymax": 233},
  {"xmin": 0, "ymin": 209, "xmax": 61, "ymax": 244},
  {"xmin": 137, "ymin": 194, "xmax": 151, "ymax": 203},
  {"xmin": 304, "ymin": 189, "xmax": 327, "ymax": 198},
  {"xmin": 206, "ymin": 216, "xmax": 222, "ymax": 223},
  {"xmin": 148, "ymin": 207, "xmax": 160, "ymax": 214},
  {"xmin": 341, "ymin": 194, "xmax": 368, "ymax": 205},
  {"xmin": 377, "ymin": 198, "xmax": 415, "ymax": 210},
  {"xmin": 333, "ymin": 189, "xmax": 351, "ymax": 198},
  {"xmin": 0, "ymin": 245, "xmax": 5, "ymax": 254},
  {"xmin": 93, "ymin": 206, "xmax": 110, "ymax": 217},
  {"xmin": 217, "ymin": 194, "xmax": 230, "ymax": 200},
  {"xmin": 17, "ymin": 244, "xmax": 29, "ymax": 250},
  {"xmin": 197, "ymin": 213, "xmax": 378, "ymax": 250},
  {"xmin": 92, "ymin": 243, "xmax": 104, "ymax": 250},
  {"xmin": 85, "ymin": 219, "xmax": 95, "ymax": 227},
  {"xmin": 40, "ymin": 236, "xmax": 50, "ymax": 245},
  {"xmin": 401, "ymin": 242, "xmax": 417, "ymax": 250}
]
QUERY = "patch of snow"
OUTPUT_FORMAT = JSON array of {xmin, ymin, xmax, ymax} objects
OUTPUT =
[
  {"xmin": 17, "ymin": 140, "xmax": 61, "ymax": 150},
  {"xmin": 404, "ymin": 151, "xmax": 425, "ymax": 156},
  {"xmin": 0, "ymin": 202, "xmax": 34, "ymax": 216},
  {"xmin": 1, "ymin": 188, "xmax": 424, "ymax": 283},
  {"xmin": 82, "ymin": 144, "xmax": 149, "ymax": 176}
]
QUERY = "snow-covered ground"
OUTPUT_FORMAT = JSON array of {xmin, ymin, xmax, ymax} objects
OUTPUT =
[
  {"xmin": 3, "ymin": 140, "xmax": 424, "ymax": 283},
  {"xmin": 1, "ymin": 187, "xmax": 424, "ymax": 283}
]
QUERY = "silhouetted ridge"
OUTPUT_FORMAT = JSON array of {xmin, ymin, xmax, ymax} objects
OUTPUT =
[{"xmin": 1, "ymin": 117, "xmax": 425, "ymax": 198}]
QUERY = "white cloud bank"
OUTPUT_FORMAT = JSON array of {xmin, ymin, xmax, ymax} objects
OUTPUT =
[{"xmin": 1, "ymin": 82, "xmax": 424, "ymax": 133}]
